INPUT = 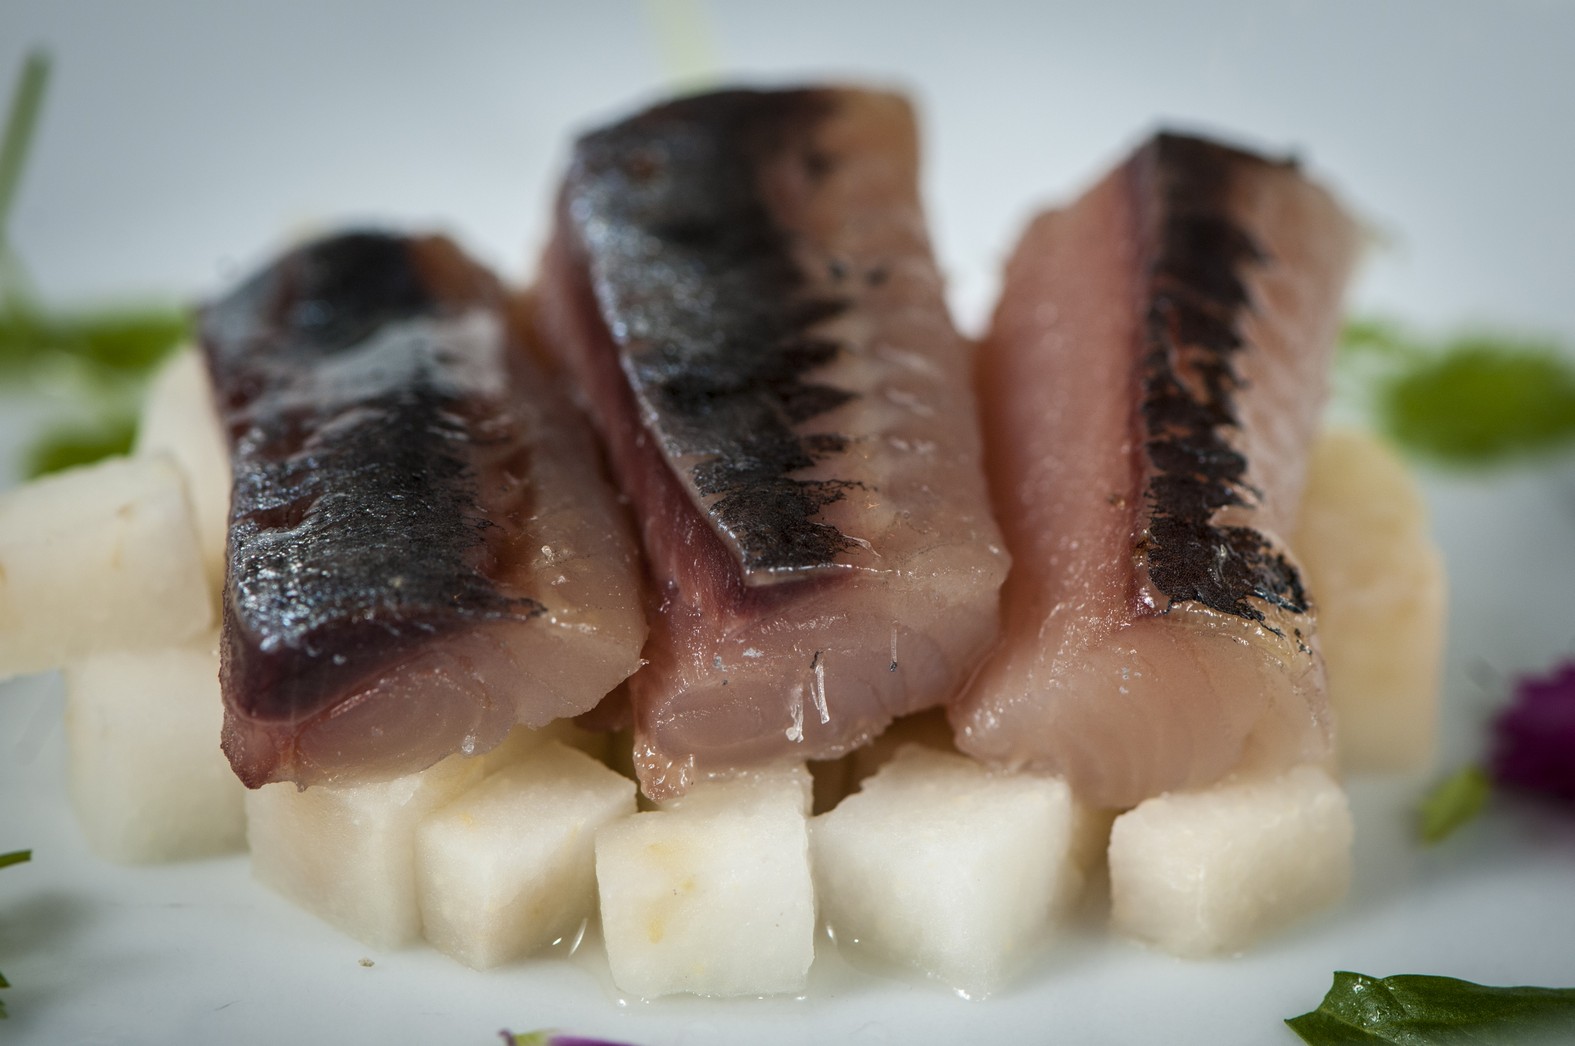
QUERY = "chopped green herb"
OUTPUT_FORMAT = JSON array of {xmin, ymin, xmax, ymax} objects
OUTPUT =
[
  {"xmin": 1340, "ymin": 317, "xmax": 1426, "ymax": 362},
  {"xmin": 0, "ymin": 848, "xmax": 30, "ymax": 1019},
  {"xmin": 0, "ymin": 51, "xmax": 189, "ymax": 478},
  {"xmin": 1385, "ymin": 343, "xmax": 1575, "ymax": 465},
  {"xmin": 1286, "ymin": 971, "xmax": 1575, "ymax": 1045},
  {"xmin": 23, "ymin": 414, "xmax": 138, "ymax": 478},
  {"xmin": 0, "ymin": 51, "xmax": 50, "ymax": 255},
  {"xmin": 1340, "ymin": 319, "xmax": 1575, "ymax": 467},
  {"xmin": 1418, "ymin": 765, "xmax": 1491, "ymax": 845},
  {"xmin": 0, "ymin": 306, "xmax": 189, "ymax": 377}
]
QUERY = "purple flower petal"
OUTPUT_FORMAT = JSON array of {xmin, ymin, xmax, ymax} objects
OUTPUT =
[
  {"xmin": 1491, "ymin": 659, "xmax": 1575, "ymax": 800},
  {"xmin": 500, "ymin": 1031, "xmax": 644, "ymax": 1046}
]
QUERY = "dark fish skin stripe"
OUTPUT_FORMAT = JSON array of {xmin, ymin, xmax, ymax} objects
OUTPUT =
[
  {"xmin": 563, "ymin": 88, "xmax": 862, "ymax": 580},
  {"xmin": 1134, "ymin": 134, "xmax": 1311, "ymax": 629},
  {"xmin": 200, "ymin": 231, "xmax": 544, "ymax": 724}
]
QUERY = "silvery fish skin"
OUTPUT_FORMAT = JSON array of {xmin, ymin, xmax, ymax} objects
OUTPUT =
[
  {"xmin": 953, "ymin": 134, "xmax": 1361, "ymax": 809},
  {"xmin": 203, "ymin": 231, "xmax": 646, "ymax": 788},
  {"xmin": 537, "ymin": 88, "xmax": 1008, "ymax": 796}
]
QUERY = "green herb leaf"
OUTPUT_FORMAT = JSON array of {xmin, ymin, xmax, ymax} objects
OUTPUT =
[
  {"xmin": 0, "ymin": 306, "xmax": 189, "ymax": 378},
  {"xmin": 1340, "ymin": 320, "xmax": 1575, "ymax": 467},
  {"xmin": 1340, "ymin": 317, "xmax": 1426, "ymax": 363},
  {"xmin": 1287, "ymin": 972, "xmax": 1575, "ymax": 1045},
  {"xmin": 1383, "ymin": 342, "xmax": 1575, "ymax": 465},
  {"xmin": 0, "ymin": 50, "xmax": 50, "ymax": 253},
  {"xmin": 23, "ymin": 414, "xmax": 137, "ymax": 477},
  {"xmin": 0, "ymin": 849, "xmax": 29, "ymax": 1019},
  {"xmin": 1418, "ymin": 765, "xmax": 1491, "ymax": 845},
  {"xmin": 0, "ymin": 50, "xmax": 189, "ymax": 480}
]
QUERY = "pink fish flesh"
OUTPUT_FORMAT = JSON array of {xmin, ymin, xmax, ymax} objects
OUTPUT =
[
  {"xmin": 202, "ymin": 231, "xmax": 647, "ymax": 788},
  {"xmin": 535, "ymin": 88, "xmax": 1009, "ymax": 796},
  {"xmin": 952, "ymin": 133, "xmax": 1361, "ymax": 808}
]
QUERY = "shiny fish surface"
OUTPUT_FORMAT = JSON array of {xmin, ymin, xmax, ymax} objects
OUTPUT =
[
  {"xmin": 953, "ymin": 134, "xmax": 1360, "ymax": 808},
  {"xmin": 537, "ymin": 88, "xmax": 1008, "ymax": 796},
  {"xmin": 203, "ymin": 231, "xmax": 646, "ymax": 788}
]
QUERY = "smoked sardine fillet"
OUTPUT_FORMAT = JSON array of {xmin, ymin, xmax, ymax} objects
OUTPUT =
[
  {"xmin": 202, "ymin": 231, "xmax": 646, "ymax": 788},
  {"xmin": 953, "ymin": 133, "xmax": 1360, "ymax": 809},
  {"xmin": 536, "ymin": 88, "xmax": 1008, "ymax": 796}
]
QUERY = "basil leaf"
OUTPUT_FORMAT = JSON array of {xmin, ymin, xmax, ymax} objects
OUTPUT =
[
  {"xmin": 1418, "ymin": 765, "xmax": 1491, "ymax": 844},
  {"xmin": 1286, "ymin": 971, "xmax": 1575, "ymax": 1045}
]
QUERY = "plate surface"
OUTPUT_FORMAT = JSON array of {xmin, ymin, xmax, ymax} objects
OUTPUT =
[{"xmin": 3, "ymin": 3, "xmax": 1574, "ymax": 1043}]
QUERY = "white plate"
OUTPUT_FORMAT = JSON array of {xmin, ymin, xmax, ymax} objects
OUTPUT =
[{"xmin": 3, "ymin": 3, "xmax": 1575, "ymax": 1043}]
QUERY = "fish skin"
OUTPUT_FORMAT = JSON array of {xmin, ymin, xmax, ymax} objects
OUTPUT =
[
  {"xmin": 537, "ymin": 88, "xmax": 1008, "ymax": 796},
  {"xmin": 953, "ymin": 133, "xmax": 1360, "ymax": 809},
  {"xmin": 203, "ymin": 231, "xmax": 646, "ymax": 788}
]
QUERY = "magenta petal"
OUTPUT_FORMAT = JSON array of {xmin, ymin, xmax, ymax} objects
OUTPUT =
[{"xmin": 1491, "ymin": 659, "xmax": 1575, "ymax": 801}]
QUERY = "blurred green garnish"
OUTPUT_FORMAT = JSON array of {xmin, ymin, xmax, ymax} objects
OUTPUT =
[
  {"xmin": 1341, "ymin": 318, "xmax": 1575, "ymax": 467},
  {"xmin": 0, "ymin": 52, "xmax": 49, "ymax": 269},
  {"xmin": 0, "ymin": 50, "xmax": 188, "ymax": 480},
  {"xmin": 1418, "ymin": 764, "xmax": 1491, "ymax": 845},
  {"xmin": 0, "ymin": 848, "xmax": 31, "ymax": 1019}
]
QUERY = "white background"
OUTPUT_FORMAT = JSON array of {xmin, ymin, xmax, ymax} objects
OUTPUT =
[{"xmin": 2, "ymin": 3, "xmax": 1574, "ymax": 1044}]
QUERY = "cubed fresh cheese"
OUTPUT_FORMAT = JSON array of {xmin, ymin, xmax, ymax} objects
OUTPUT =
[
  {"xmin": 477, "ymin": 720, "xmax": 611, "ymax": 776},
  {"xmin": 595, "ymin": 769, "xmax": 816, "ymax": 998},
  {"xmin": 1108, "ymin": 764, "xmax": 1353, "ymax": 957},
  {"xmin": 416, "ymin": 741, "xmax": 636, "ymax": 969},
  {"xmin": 135, "ymin": 347, "xmax": 232, "ymax": 591},
  {"xmin": 811, "ymin": 745, "xmax": 1082, "ymax": 996},
  {"xmin": 63, "ymin": 632, "xmax": 244, "ymax": 863},
  {"xmin": 245, "ymin": 755, "xmax": 483, "ymax": 949},
  {"xmin": 658, "ymin": 762, "xmax": 813, "ymax": 816},
  {"xmin": 0, "ymin": 454, "xmax": 212, "ymax": 678},
  {"xmin": 1295, "ymin": 427, "xmax": 1446, "ymax": 772}
]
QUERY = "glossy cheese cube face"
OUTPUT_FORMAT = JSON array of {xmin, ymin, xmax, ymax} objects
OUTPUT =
[
  {"xmin": 415, "ymin": 741, "xmax": 636, "ymax": 969},
  {"xmin": 245, "ymin": 755, "xmax": 484, "ymax": 949},
  {"xmin": 594, "ymin": 770, "xmax": 816, "ymax": 998},
  {"xmin": 811, "ymin": 745, "xmax": 1083, "ymax": 997},
  {"xmin": 64, "ymin": 633, "xmax": 244, "ymax": 863},
  {"xmin": 135, "ymin": 346, "xmax": 232, "ymax": 591},
  {"xmin": 1108, "ymin": 764, "xmax": 1354, "ymax": 957},
  {"xmin": 1295, "ymin": 427, "xmax": 1446, "ymax": 772},
  {"xmin": 0, "ymin": 454, "xmax": 211, "ymax": 678}
]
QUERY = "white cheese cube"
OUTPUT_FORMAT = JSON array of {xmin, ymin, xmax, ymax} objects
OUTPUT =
[
  {"xmin": 0, "ymin": 454, "xmax": 212, "ymax": 678},
  {"xmin": 659, "ymin": 762, "xmax": 813, "ymax": 816},
  {"xmin": 1108, "ymin": 764, "xmax": 1353, "ymax": 957},
  {"xmin": 595, "ymin": 775, "xmax": 816, "ymax": 998},
  {"xmin": 846, "ymin": 707, "xmax": 956, "ymax": 785},
  {"xmin": 475, "ymin": 720, "xmax": 610, "ymax": 776},
  {"xmin": 135, "ymin": 347, "xmax": 232, "ymax": 591},
  {"xmin": 245, "ymin": 755, "xmax": 483, "ymax": 949},
  {"xmin": 63, "ymin": 633, "xmax": 243, "ymax": 863},
  {"xmin": 416, "ymin": 742, "xmax": 636, "ymax": 969},
  {"xmin": 811, "ymin": 745, "xmax": 1080, "ymax": 996},
  {"xmin": 1295, "ymin": 428, "xmax": 1446, "ymax": 771}
]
